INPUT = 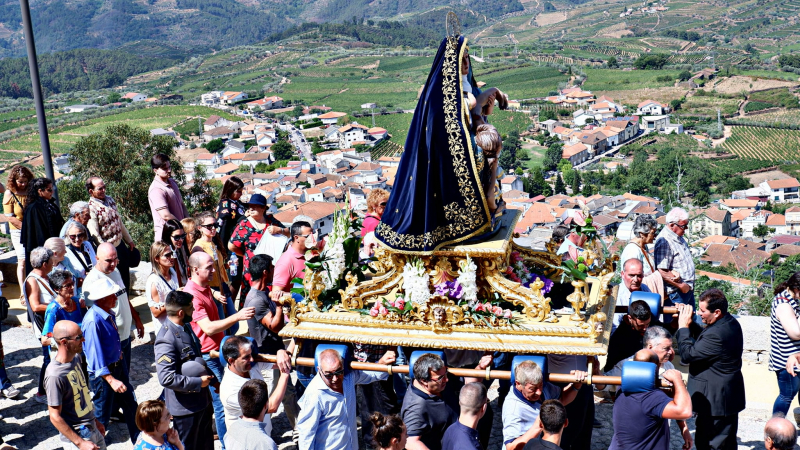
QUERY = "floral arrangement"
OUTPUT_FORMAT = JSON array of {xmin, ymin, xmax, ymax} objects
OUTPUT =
[
  {"xmin": 320, "ymin": 206, "xmax": 353, "ymax": 289},
  {"xmin": 460, "ymin": 295, "xmax": 516, "ymax": 327},
  {"xmin": 403, "ymin": 257, "xmax": 431, "ymax": 305},
  {"xmin": 457, "ymin": 255, "xmax": 479, "ymax": 306},
  {"xmin": 433, "ymin": 257, "xmax": 516, "ymax": 326},
  {"xmin": 505, "ymin": 251, "xmax": 554, "ymax": 294},
  {"xmin": 368, "ymin": 294, "xmax": 413, "ymax": 318}
]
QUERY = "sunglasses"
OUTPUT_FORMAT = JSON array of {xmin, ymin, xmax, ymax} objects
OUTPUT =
[
  {"xmin": 671, "ymin": 223, "xmax": 689, "ymax": 230},
  {"xmin": 172, "ymin": 234, "xmax": 187, "ymax": 240},
  {"xmin": 379, "ymin": 202, "xmax": 387, "ymax": 207},
  {"xmin": 321, "ymin": 368, "xmax": 344, "ymax": 380},
  {"xmin": 60, "ymin": 333, "xmax": 84, "ymax": 341},
  {"xmin": 68, "ymin": 233, "xmax": 86, "ymax": 240},
  {"xmin": 200, "ymin": 223, "xmax": 216, "ymax": 230},
  {"xmin": 162, "ymin": 252, "xmax": 175, "ymax": 258}
]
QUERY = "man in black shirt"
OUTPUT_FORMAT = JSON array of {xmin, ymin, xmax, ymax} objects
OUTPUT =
[
  {"xmin": 524, "ymin": 400, "xmax": 568, "ymax": 450},
  {"xmin": 243, "ymin": 254, "xmax": 299, "ymax": 428},
  {"xmin": 604, "ymin": 300, "xmax": 662, "ymax": 373}
]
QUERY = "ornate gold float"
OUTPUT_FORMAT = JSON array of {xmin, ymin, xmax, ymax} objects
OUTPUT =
[{"xmin": 280, "ymin": 210, "xmax": 618, "ymax": 355}]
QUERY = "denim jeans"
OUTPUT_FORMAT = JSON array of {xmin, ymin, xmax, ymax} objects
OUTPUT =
[
  {"xmin": 89, "ymin": 363, "xmax": 140, "ymax": 443},
  {"xmin": 38, "ymin": 344, "xmax": 51, "ymax": 395},
  {"xmin": 203, "ymin": 353, "xmax": 228, "ymax": 449},
  {"xmin": 773, "ymin": 368, "xmax": 800, "ymax": 416}
]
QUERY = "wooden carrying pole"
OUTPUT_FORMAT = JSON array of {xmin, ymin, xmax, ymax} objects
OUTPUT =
[{"xmin": 211, "ymin": 351, "xmax": 674, "ymax": 388}]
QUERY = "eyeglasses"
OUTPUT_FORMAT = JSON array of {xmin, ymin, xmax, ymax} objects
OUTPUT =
[
  {"xmin": 379, "ymin": 202, "xmax": 387, "ymax": 207},
  {"xmin": 68, "ymin": 233, "xmax": 86, "ymax": 240},
  {"xmin": 60, "ymin": 283, "xmax": 75, "ymax": 289},
  {"xmin": 162, "ymin": 252, "xmax": 175, "ymax": 259},
  {"xmin": 321, "ymin": 368, "xmax": 344, "ymax": 380},
  {"xmin": 671, "ymin": 222, "xmax": 689, "ymax": 230},
  {"xmin": 60, "ymin": 334, "xmax": 84, "ymax": 341},
  {"xmin": 428, "ymin": 373, "xmax": 448, "ymax": 383},
  {"xmin": 172, "ymin": 234, "xmax": 186, "ymax": 241},
  {"xmin": 200, "ymin": 223, "xmax": 216, "ymax": 230}
]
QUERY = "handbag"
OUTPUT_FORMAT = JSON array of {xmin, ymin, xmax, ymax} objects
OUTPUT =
[
  {"xmin": 0, "ymin": 297, "xmax": 9, "ymax": 321},
  {"xmin": 127, "ymin": 246, "xmax": 142, "ymax": 268}
]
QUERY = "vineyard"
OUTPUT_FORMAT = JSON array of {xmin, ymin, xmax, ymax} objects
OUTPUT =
[
  {"xmin": 728, "ymin": 109, "xmax": 800, "ymax": 127},
  {"xmin": 370, "ymin": 140, "xmax": 404, "ymax": 159},
  {"xmin": 722, "ymin": 126, "xmax": 800, "ymax": 161},
  {"xmin": 562, "ymin": 45, "xmax": 640, "ymax": 58}
]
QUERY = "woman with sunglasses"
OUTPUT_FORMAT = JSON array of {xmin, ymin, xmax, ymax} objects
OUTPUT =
[
  {"xmin": 161, "ymin": 219, "xmax": 190, "ymax": 286},
  {"xmin": 216, "ymin": 177, "xmax": 246, "ymax": 301},
  {"xmin": 362, "ymin": 188, "xmax": 389, "ymax": 258},
  {"xmin": 21, "ymin": 177, "xmax": 64, "ymax": 275},
  {"xmin": 41, "ymin": 270, "xmax": 84, "ymax": 344},
  {"xmin": 192, "ymin": 212, "xmax": 236, "ymax": 327},
  {"xmin": 146, "ymin": 241, "xmax": 179, "ymax": 328},
  {"xmin": 63, "ymin": 222, "xmax": 97, "ymax": 297},
  {"xmin": 228, "ymin": 194, "xmax": 286, "ymax": 302}
]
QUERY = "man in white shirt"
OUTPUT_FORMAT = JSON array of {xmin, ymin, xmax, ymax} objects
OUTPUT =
[
  {"xmin": 83, "ymin": 242, "xmax": 144, "ymax": 372},
  {"xmin": 614, "ymin": 259, "xmax": 651, "ymax": 331},
  {"xmin": 219, "ymin": 336, "xmax": 289, "ymax": 434},
  {"xmin": 297, "ymin": 348, "xmax": 395, "ymax": 450}
]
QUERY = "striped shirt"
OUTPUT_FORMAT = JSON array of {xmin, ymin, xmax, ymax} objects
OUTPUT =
[
  {"xmin": 297, "ymin": 369, "xmax": 388, "ymax": 450},
  {"xmin": 769, "ymin": 289, "xmax": 800, "ymax": 371},
  {"xmin": 653, "ymin": 227, "xmax": 695, "ymax": 294}
]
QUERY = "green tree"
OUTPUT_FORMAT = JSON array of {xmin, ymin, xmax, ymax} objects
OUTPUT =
[
  {"xmin": 571, "ymin": 170, "xmax": 581, "ymax": 194},
  {"xmin": 58, "ymin": 124, "xmax": 186, "ymax": 255},
  {"xmin": 678, "ymin": 70, "xmax": 692, "ymax": 81},
  {"xmin": 311, "ymin": 139, "xmax": 325, "ymax": 154},
  {"xmin": 581, "ymin": 182, "xmax": 594, "ymax": 196},
  {"xmin": 271, "ymin": 140, "xmax": 295, "ymax": 160},
  {"xmin": 107, "ymin": 92, "xmax": 121, "ymax": 103},
  {"xmin": 776, "ymin": 254, "xmax": 800, "ymax": 287},
  {"xmin": 607, "ymin": 56, "xmax": 618, "ymax": 68},
  {"xmin": 252, "ymin": 162, "xmax": 270, "ymax": 173},
  {"xmin": 753, "ymin": 224, "xmax": 775, "ymax": 238},
  {"xmin": 337, "ymin": 115, "xmax": 352, "ymax": 126},
  {"xmin": 539, "ymin": 109, "xmax": 557, "ymax": 121},
  {"xmin": 292, "ymin": 105, "xmax": 304, "ymax": 118},
  {"xmin": 694, "ymin": 190, "xmax": 710, "ymax": 207},
  {"xmin": 515, "ymin": 167, "xmax": 524, "ymax": 176},
  {"xmin": 554, "ymin": 174, "xmax": 566, "ymax": 195},
  {"xmin": 524, "ymin": 169, "xmax": 547, "ymax": 196},
  {"xmin": 205, "ymin": 138, "xmax": 224, "ymax": 153},
  {"xmin": 187, "ymin": 164, "xmax": 222, "ymax": 215},
  {"xmin": 543, "ymin": 142, "xmax": 563, "ymax": 172}
]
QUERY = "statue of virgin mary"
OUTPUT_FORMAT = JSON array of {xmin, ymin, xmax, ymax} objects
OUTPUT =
[{"xmin": 375, "ymin": 33, "xmax": 493, "ymax": 254}]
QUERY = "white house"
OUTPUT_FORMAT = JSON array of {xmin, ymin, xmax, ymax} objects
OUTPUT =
[
  {"xmin": 222, "ymin": 140, "xmax": 246, "ymax": 157},
  {"xmin": 123, "ymin": 93, "xmax": 146, "ymax": 103},
  {"xmin": 637, "ymin": 100, "xmax": 669, "ymax": 116},
  {"xmin": 203, "ymin": 115, "xmax": 232, "ymax": 131},
  {"xmin": 222, "ymin": 92, "xmax": 248, "ymax": 105},
  {"xmin": 338, "ymin": 123, "xmax": 369, "ymax": 149},
  {"xmin": 202, "ymin": 127, "xmax": 234, "ymax": 142},
  {"xmin": 760, "ymin": 178, "xmax": 800, "ymax": 202},
  {"xmin": 201, "ymin": 91, "xmax": 224, "ymax": 106},
  {"xmin": 318, "ymin": 112, "xmax": 347, "ymax": 126},
  {"xmin": 572, "ymin": 109, "xmax": 599, "ymax": 127},
  {"xmin": 642, "ymin": 115, "xmax": 671, "ymax": 132},
  {"xmin": 562, "ymin": 142, "xmax": 589, "ymax": 165},
  {"xmin": 273, "ymin": 201, "xmax": 343, "ymax": 238},
  {"xmin": 195, "ymin": 153, "xmax": 222, "ymax": 177},
  {"xmin": 740, "ymin": 210, "xmax": 772, "ymax": 238},
  {"xmin": 64, "ymin": 104, "xmax": 99, "ymax": 113},
  {"xmin": 500, "ymin": 175, "xmax": 524, "ymax": 193},
  {"xmin": 214, "ymin": 163, "xmax": 240, "ymax": 179}
]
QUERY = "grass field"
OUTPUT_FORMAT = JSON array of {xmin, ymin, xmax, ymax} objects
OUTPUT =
[
  {"xmin": 475, "ymin": 66, "xmax": 568, "ymax": 100},
  {"xmin": 722, "ymin": 126, "xmax": 800, "ymax": 161},
  {"xmin": 0, "ymin": 106, "xmax": 238, "ymax": 153},
  {"xmin": 582, "ymin": 69, "xmax": 682, "ymax": 93}
]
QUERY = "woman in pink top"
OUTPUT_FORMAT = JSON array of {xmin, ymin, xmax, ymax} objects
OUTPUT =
[{"xmin": 361, "ymin": 189, "xmax": 389, "ymax": 238}]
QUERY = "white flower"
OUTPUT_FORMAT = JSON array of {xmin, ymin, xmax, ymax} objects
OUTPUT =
[
  {"xmin": 403, "ymin": 258, "xmax": 431, "ymax": 305},
  {"xmin": 457, "ymin": 255, "xmax": 478, "ymax": 306},
  {"xmin": 320, "ymin": 207, "xmax": 352, "ymax": 289}
]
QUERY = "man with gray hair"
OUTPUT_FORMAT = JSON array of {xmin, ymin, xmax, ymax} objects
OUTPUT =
[
  {"xmin": 654, "ymin": 207, "xmax": 695, "ymax": 323},
  {"xmin": 503, "ymin": 361, "xmax": 587, "ymax": 450},
  {"xmin": 296, "ymin": 348, "xmax": 394, "ymax": 450},
  {"xmin": 442, "ymin": 383, "xmax": 488, "ymax": 450},
  {"xmin": 764, "ymin": 417, "xmax": 797, "ymax": 450},
  {"xmin": 613, "ymin": 259, "xmax": 652, "ymax": 331}
]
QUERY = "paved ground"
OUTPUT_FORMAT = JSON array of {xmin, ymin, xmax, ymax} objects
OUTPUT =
[{"xmin": 0, "ymin": 320, "xmax": 783, "ymax": 450}]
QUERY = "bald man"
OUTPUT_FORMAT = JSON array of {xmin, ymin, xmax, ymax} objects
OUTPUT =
[
  {"xmin": 297, "ymin": 348, "xmax": 394, "ymax": 450},
  {"xmin": 83, "ymin": 243, "xmax": 143, "ymax": 374},
  {"xmin": 614, "ymin": 259, "xmax": 652, "ymax": 331},
  {"xmin": 184, "ymin": 251, "xmax": 254, "ymax": 448},
  {"xmin": 442, "ymin": 383, "xmax": 488, "ymax": 450},
  {"xmin": 765, "ymin": 417, "xmax": 797, "ymax": 450},
  {"xmin": 45, "ymin": 320, "xmax": 107, "ymax": 450}
]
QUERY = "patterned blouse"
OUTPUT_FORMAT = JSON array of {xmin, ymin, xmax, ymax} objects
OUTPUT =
[
  {"xmin": 216, "ymin": 198, "xmax": 246, "ymax": 248},
  {"xmin": 229, "ymin": 215, "xmax": 282, "ymax": 275}
]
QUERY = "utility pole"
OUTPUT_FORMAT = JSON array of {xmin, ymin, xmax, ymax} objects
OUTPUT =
[
  {"xmin": 19, "ymin": 0, "xmax": 56, "ymax": 201},
  {"xmin": 717, "ymin": 108, "xmax": 722, "ymax": 134}
]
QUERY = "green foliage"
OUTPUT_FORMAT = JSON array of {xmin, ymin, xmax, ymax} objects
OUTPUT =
[
  {"xmin": 554, "ymin": 174, "xmax": 566, "ymax": 194},
  {"xmin": 779, "ymin": 54, "xmax": 800, "ymax": 69},
  {"xmin": 775, "ymin": 254, "xmax": 800, "ymax": 288},
  {"xmin": 693, "ymin": 275, "xmax": 748, "ymax": 314},
  {"xmin": 499, "ymin": 131, "xmax": 521, "ymax": 170},
  {"xmin": 744, "ymin": 101, "xmax": 774, "ymax": 113},
  {"xmin": 186, "ymin": 164, "xmax": 222, "ymax": 216},
  {"xmin": 59, "ymin": 124, "xmax": 186, "ymax": 254},
  {"xmin": 543, "ymin": 142, "xmax": 563, "ymax": 172},
  {"xmin": 523, "ymin": 169, "xmax": 552, "ymax": 197},
  {"xmin": 633, "ymin": 54, "xmax": 670, "ymax": 70},
  {"xmin": 540, "ymin": 109, "xmax": 557, "ymax": 121},
  {"xmin": 205, "ymin": 138, "xmax": 224, "ymax": 153},
  {"xmin": 571, "ymin": 170, "xmax": 581, "ymax": 194},
  {"xmin": 752, "ymin": 223, "xmax": 776, "ymax": 238},
  {"xmin": 663, "ymin": 30, "xmax": 700, "ymax": 41},
  {"xmin": 607, "ymin": 56, "xmax": 618, "ymax": 68},
  {"xmin": 678, "ymin": 70, "xmax": 693, "ymax": 82},
  {"xmin": 0, "ymin": 49, "xmax": 177, "ymax": 98},
  {"xmin": 749, "ymin": 89, "xmax": 800, "ymax": 109},
  {"xmin": 271, "ymin": 140, "xmax": 295, "ymax": 161},
  {"xmin": 311, "ymin": 140, "xmax": 325, "ymax": 155}
]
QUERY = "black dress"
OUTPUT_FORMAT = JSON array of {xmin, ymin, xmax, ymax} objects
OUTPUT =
[{"xmin": 21, "ymin": 197, "xmax": 64, "ymax": 274}]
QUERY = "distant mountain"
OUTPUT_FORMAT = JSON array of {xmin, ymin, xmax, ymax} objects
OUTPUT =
[{"xmin": 0, "ymin": 0, "xmax": 523, "ymax": 59}]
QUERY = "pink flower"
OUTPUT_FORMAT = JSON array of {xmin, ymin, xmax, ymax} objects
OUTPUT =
[
  {"xmin": 492, "ymin": 306, "xmax": 504, "ymax": 316},
  {"xmin": 369, "ymin": 308, "xmax": 379, "ymax": 317},
  {"xmin": 475, "ymin": 303, "xmax": 485, "ymax": 312},
  {"xmin": 483, "ymin": 302, "xmax": 493, "ymax": 311},
  {"xmin": 394, "ymin": 298, "xmax": 405, "ymax": 310},
  {"xmin": 503, "ymin": 309, "xmax": 513, "ymax": 319},
  {"xmin": 379, "ymin": 306, "xmax": 388, "ymax": 316}
]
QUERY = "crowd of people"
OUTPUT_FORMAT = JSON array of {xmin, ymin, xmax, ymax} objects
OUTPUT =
[{"xmin": 0, "ymin": 158, "xmax": 795, "ymax": 450}]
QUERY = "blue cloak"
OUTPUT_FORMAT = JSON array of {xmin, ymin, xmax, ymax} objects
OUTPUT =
[{"xmin": 375, "ymin": 35, "xmax": 491, "ymax": 254}]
